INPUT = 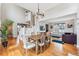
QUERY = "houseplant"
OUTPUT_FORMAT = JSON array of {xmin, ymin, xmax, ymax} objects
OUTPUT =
[{"xmin": 1, "ymin": 19, "xmax": 14, "ymax": 48}]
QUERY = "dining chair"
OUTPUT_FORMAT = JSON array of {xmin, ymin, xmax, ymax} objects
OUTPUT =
[
  {"xmin": 38, "ymin": 39, "xmax": 45, "ymax": 53},
  {"xmin": 38, "ymin": 32, "xmax": 47, "ymax": 53},
  {"xmin": 23, "ymin": 28, "xmax": 36, "ymax": 55},
  {"xmin": 45, "ymin": 36, "xmax": 50, "ymax": 48},
  {"xmin": 23, "ymin": 41, "xmax": 36, "ymax": 55}
]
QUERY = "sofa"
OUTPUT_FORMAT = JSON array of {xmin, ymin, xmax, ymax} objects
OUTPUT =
[{"xmin": 62, "ymin": 33, "xmax": 77, "ymax": 44}]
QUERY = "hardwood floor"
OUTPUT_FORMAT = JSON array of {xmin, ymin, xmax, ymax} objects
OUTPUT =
[{"xmin": 0, "ymin": 38, "xmax": 79, "ymax": 56}]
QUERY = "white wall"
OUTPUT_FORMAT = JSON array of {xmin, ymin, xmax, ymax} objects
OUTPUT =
[
  {"xmin": 77, "ymin": 20, "xmax": 79, "ymax": 47},
  {"xmin": 77, "ymin": 4, "xmax": 79, "ymax": 47},
  {"xmin": 0, "ymin": 3, "xmax": 1, "ymax": 44},
  {"xmin": 0, "ymin": 3, "xmax": 1, "ymax": 18},
  {"xmin": 1, "ymin": 3, "xmax": 26, "ymax": 37},
  {"xmin": 40, "ymin": 14, "xmax": 76, "ymax": 34},
  {"xmin": 0, "ymin": 3, "xmax": 1, "ymax": 27},
  {"xmin": 0, "ymin": 3, "xmax": 1, "ymax": 33}
]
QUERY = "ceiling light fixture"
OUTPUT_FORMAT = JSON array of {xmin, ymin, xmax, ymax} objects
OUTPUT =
[{"xmin": 36, "ymin": 3, "xmax": 44, "ymax": 19}]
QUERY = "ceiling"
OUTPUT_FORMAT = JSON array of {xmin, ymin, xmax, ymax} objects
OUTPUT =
[{"xmin": 15, "ymin": 3, "xmax": 60, "ymax": 13}]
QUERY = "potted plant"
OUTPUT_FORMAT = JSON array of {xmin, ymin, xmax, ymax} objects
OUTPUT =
[{"xmin": 1, "ymin": 19, "xmax": 14, "ymax": 48}]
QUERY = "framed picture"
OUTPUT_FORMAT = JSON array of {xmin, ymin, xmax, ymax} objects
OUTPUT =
[
  {"xmin": 67, "ymin": 24, "xmax": 73, "ymax": 28},
  {"xmin": 40, "ymin": 26, "xmax": 45, "ymax": 31},
  {"xmin": 50, "ymin": 25, "xmax": 53, "ymax": 29},
  {"xmin": 39, "ymin": 25, "xmax": 46, "ymax": 32}
]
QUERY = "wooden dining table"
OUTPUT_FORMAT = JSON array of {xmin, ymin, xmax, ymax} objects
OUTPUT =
[{"xmin": 30, "ymin": 33, "xmax": 51, "ymax": 55}]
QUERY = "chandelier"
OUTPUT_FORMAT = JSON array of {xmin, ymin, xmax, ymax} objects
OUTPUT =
[{"xmin": 36, "ymin": 3, "xmax": 44, "ymax": 19}]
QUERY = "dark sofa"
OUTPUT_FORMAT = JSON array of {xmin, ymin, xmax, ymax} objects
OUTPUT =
[{"xmin": 62, "ymin": 33, "xmax": 77, "ymax": 44}]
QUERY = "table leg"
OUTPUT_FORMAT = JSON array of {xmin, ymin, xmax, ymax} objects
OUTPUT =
[{"xmin": 36, "ymin": 40, "xmax": 38, "ymax": 55}]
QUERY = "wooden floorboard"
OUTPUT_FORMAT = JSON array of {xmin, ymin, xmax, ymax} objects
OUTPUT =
[{"xmin": 0, "ymin": 38, "xmax": 79, "ymax": 56}]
